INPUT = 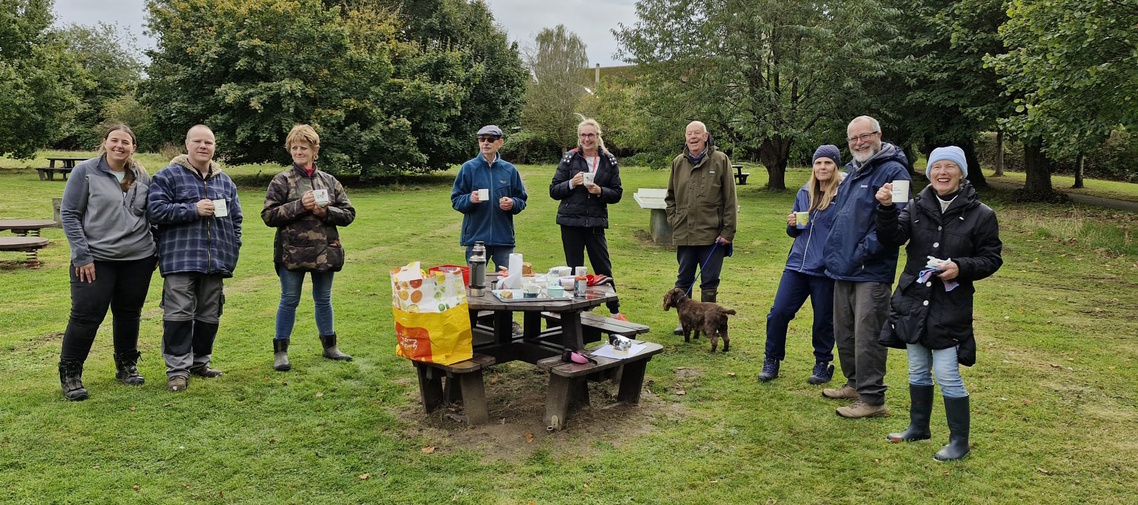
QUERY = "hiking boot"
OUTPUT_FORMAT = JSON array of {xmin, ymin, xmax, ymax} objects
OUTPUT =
[
  {"xmin": 756, "ymin": 358, "xmax": 780, "ymax": 382},
  {"xmin": 320, "ymin": 334, "xmax": 353, "ymax": 361},
  {"xmin": 273, "ymin": 338, "xmax": 291, "ymax": 372},
  {"xmin": 168, "ymin": 376, "xmax": 188, "ymax": 392},
  {"xmin": 836, "ymin": 400, "xmax": 888, "ymax": 419},
  {"xmin": 113, "ymin": 350, "xmax": 145, "ymax": 386},
  {"xmin": 822, "ymin": 384, "xmax": 858, "ymax": 400},
  {"xmin": 673, "ymin": 324, "xmax": 684, "ymax": 336},
  {"xmin": 189, "ymin": 365, "xmax": 223, "ymax": 378},
  {"xmin": 807, "ymin": 362, "xmax": 835, "ymax": 385},
  {"xmin": 59, "ymin": 360, "xmax": 88, "ymax": 401}
]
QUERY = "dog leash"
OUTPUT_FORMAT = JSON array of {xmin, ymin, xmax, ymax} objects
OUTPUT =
[{"xmin": 683, "ymin": 241, "xmax": 720, "ymax": 298}]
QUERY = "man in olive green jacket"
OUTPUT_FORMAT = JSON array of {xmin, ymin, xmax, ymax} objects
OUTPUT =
[{"xmin": 666, "ymin": 120, "xmax": 738, "ymax": 316}]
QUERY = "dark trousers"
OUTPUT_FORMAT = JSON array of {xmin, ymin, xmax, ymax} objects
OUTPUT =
[
  {"xmin": 675, "ymin": 243, "xmax": 725, "ymax": 292},
  {"xmin": 764, "ymin": 270, "xmax": 835, "ymax": 363},
  {"xmin": 560, "ymin": 226, "xmax": 619, "ymax": 314},
  {"xmin": 833, "ymin": 280, "xmax": 891, "ymax": 404},
  {"xmin": 61, "ymin": 257, "xmax": 156, "ymax": 362}
]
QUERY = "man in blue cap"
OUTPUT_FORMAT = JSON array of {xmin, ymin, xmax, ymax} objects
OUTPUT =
[{"xmin": 451, "ymin": 125, "xmax": 528, "ymax": 269}]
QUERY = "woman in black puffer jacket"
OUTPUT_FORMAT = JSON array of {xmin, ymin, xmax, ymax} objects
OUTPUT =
[
  {"xmin": 874, "ymin": 146, "xmax": 1003, "ymax": 461},
  {"xmin": 549, "ymin": 117, "xmax": 626, "ymax": 320}
]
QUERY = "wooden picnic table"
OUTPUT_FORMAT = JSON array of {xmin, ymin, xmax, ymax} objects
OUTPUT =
[
  {"xmin": 38, "ymin": 156, "xmax": 89, "ymax": 181},
  {"xmin": 733, "ymin": 164, "xmax": 749, "ymax": 185},
  {"xmin": 411, "ymin": 274, "xmax": 658, "ymax": 428},
  {"xmin": 0, "ymin": 236, "xmax": 50, "ymax": 268},
  {"xmin": 0, "ymin": 219, "xmax": 58, "ymax": 237}
]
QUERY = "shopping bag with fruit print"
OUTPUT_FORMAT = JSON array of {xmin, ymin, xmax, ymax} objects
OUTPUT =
[{"xmin": 391, "ymin": 261, "xmax": 472, "ymax": 365}]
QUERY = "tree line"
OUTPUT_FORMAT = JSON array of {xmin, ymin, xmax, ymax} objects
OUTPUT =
[{"xmin": 3, "ymin": 0, "xmax": 1136, "ymax": 200}]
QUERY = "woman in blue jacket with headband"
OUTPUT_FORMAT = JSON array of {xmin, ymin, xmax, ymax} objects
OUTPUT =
[{"xmin": 758, "ymin": 145, "xmax": 844, "ymax": 384}]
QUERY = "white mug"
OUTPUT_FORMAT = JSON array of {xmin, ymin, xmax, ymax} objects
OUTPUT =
[
  {"xmin": 582, "ymin": 172, "xmax": 595, "ymax": 185},
  {"xmin": 890, "ymin": 180, "xmax": 910, "ymax": 203},
  {"xmin": 212, "ymin": 199, "xmax": 228, "ymax": 218},
  {"xmin": 312, "ymin": 189, "xmax": 330, "ymax": 207}
]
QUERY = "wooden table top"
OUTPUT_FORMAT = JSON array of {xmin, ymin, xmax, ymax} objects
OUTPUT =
[
  {"xmin": 0, "ymin": 236, "xmax": 50, "ymax": 248},
  {"xmin": 0, "ymin": 219, "xmax": 58, "ymax": 231}
]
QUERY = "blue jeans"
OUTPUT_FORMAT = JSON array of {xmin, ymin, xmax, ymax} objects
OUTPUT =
[
  {"xmin": 764, "ymin": 270, "xmax": 834, "ymax": 363},
  {"xmin": 907, "ymin": 343, "xmax": 967, "ymax": 398},
  {"xmin": 275, "ymin": 266, "xmax": 335, "ymax": 340},
  {"xmin": 465, "ymin": 245, "xmax": 514, "ymax": 271}
]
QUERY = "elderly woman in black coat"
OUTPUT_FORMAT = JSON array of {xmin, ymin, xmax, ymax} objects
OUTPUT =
[{"xmin": 874, "ymin": 146, "xmax": 1003, "ymax": 461}]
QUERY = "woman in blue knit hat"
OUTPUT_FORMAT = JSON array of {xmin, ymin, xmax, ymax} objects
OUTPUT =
[
  {"xmin": 874, "ymin": 146, "xmax": 1003, "ymax": 461},
  {"xmin": 758, "ymin": 145, "xmax": 845, "ymax": 384}
]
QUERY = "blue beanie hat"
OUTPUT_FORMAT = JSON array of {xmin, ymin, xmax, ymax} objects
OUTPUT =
[
  {"xmin": 926, "ymin": 146, "xmax": 968, "ymax": 179},
  {"xmin": 812, "ymin": 144, "xmax": 841, "ymax": 167}
]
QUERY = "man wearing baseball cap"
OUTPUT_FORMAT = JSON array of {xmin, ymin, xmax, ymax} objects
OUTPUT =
[{"xmin": 450, "ymin": 125, "xmax": 528, "ymax": 269}]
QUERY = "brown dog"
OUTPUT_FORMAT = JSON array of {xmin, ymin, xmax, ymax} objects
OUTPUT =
[{"xmin": 663, "ymin": 287, "xmax": 735, "ymax": 352}]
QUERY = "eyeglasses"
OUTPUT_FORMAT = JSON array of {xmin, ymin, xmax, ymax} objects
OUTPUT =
[
  {"xmin": 847, "ymin": 131, "xmax": 879, "ymax": 144},
  {"xmin": 579, "ymin": 133, "xmax": 597, "ymax": 139},
  {"xmin": 477, "ymin": 136, "xmax": 500, "ymax": 143}
]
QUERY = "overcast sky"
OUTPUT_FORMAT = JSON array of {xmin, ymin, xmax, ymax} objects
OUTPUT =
[{"xmin": 51, "ymin": 0, "xmax": 638, "ymax": 67}]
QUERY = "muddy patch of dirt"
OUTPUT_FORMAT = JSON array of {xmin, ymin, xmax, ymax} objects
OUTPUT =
[{"xmin": 396, "ymin": 361, "xmax": 688, "ymax": 461}]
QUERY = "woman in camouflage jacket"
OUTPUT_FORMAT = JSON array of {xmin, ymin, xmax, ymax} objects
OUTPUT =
[{"xmin": 261, "ymin": 125, "xmax": 356, "ymax": 371}]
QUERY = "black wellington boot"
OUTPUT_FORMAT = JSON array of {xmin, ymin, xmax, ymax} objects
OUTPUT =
[
  {"xmin": 113, "ymin": 350, "xmax": 145, "ymax": 385},
  {"xmin": 320, "ymin": 334, "xmax": 352, "ymax": 361},
  {"xmin": 887, "ymin": 384, "xmax": 933, "ymax": 442},
  {"xmin": 273, "ymin": 338, "xmax": 291, "ymax": 371},
  {"xmin": 189, "ymin": 321, "xmax": 223, "ymax": 377},
  {"xmin": 59, "ymin": 360, "xmax": 88, "ymax": 401},
  {"xmin": 934, "ymin": 396, "xmax": 971, "ymax": 461},
  {"xmin": 701, "ymin": 289, "xmax": 718, "ymax": 303}
]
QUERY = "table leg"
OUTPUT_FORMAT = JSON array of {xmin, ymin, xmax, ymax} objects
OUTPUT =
[
  {"xmin": 545, "ymin": 374, "xmax": 573, "ymax": 430},
  {"xmin": 457, "ymin": 371, "xmax": 488, "ymax": 424},
  {"xmin": 559, "ymin": 311, "xmax": 585, "ymax": 350},
  {"xmin": 522, "ymin": 311, "xmax": 542, "ymax": 340},
  {"xmin": 616, "ymin": 358, "xmax": 651, "ymax": 404},
  {"xmin": 414, "ymin": 362, "xmax": 445, "ymax": 413},
  {"xmin": 493, "ymin": 310, "xmax": 513, "ymax": 344}
]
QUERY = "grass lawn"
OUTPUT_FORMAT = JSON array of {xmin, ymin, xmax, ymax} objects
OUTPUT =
[{"xmin": 1, "ymin": 154, "xmax": 1136, "ymax": 504}]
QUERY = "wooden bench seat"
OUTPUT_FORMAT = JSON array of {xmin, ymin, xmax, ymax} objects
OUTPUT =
[
  {"xmin": 536, "ymin": 341, "xmax": 664, "ymax": 430},
  {"xmin": 36, "ymin": 167, "xmax": 72, "ymax": 181},
  {"xmin": 543, "ymin": 311, "xmax": 650, "ymax": 344},
  {"xmin": 0, "ymin": 237, "xmax": 49, "ymax": 268},
  {"xmin": 412, "ymin": 353, "xmax": 496, "ymax": 425}
]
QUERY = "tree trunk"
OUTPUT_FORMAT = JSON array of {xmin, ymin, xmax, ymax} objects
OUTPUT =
[
  {"xmin": 902, "ymin": 145, "xmax": 918, "ymax": 176},
  {"xmin": 961, "ymin": 140, "xmax": 987, "ymax": 189},
  {"xmin": 1020, "ymin": 139, "xmax": 1056, "ymax": 201},
  {"xmin": 758, "ymin": 136, "xmax": 792, "ymax": 191},
  {"xmin": 994, "ymin": 129, "xmax": 1005, "ymax": 176},
  {"xmin": 1072, "ymin": 153, "xmax": 1084, "ymax": 189}
]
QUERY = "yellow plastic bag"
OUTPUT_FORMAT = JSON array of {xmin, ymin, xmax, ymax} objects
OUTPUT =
[{"xmin": 391, "ymin": 262, "xmax": 472, "ymax": 365}]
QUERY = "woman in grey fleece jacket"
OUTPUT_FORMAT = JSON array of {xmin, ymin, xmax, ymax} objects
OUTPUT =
[{"xmin": 58, "ymin": 125, "xmax": 157, "ymax": 401}]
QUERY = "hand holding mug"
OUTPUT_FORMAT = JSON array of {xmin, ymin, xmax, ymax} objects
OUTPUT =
[
  {"xmin": 196, "ymin": 198, "xmax": 215, "ymax": 216},
  {"xmin": 876, "ymin": 183, "xmax": 893, "ymax": 206},
  {"xmin": 499, "ymin": 196, "xmax": 513, "ymax": 211},
  {"xmin": 571, "ymin": 172, "xmax": 584, "ymax": 187},
  {"xmin": 301, "ymin": 190, "xmax": 317, "ymax": 211},
  {"xmin": 786, "ymin": 212, "xmax": 796, "ymax": 227}
]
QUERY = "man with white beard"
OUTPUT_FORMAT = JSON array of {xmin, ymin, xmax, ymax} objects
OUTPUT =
[{"xmin": 821, "ymin": 116, "xmax": 911, "ymax": 419}]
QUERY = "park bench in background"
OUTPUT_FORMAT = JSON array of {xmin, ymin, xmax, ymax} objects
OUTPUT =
[
  {"xmin": 37, "ymin": 156, "xmax": 87, "ymax": 181},
  {"xmin": 633, "ymin": 188, "xmax": 672, "ymax": 245}
]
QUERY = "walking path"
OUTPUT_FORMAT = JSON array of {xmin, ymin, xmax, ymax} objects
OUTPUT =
[{"xmin": 985, "ymin": 179, "xmax": 1138, "ymax": 213}]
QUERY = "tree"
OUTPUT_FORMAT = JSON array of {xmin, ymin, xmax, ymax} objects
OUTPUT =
[
  {"xmin": 0, "ymin": 0, "xmax": 81, "ymax": 158},
  {"xmin": 614, "ymin": 0, "xmax": 900, "ymax": 190},
  {"xmin": 521, "ymin": 25, "xmax": 591, "ymax": 152},
  {"xmin": 875, "ymin": 0, "xmax": 1012, "ymax": 188},
  {"xmin": 54, "ymin": 22, "xmax": 145, "ymax": 150},
  {"xmin": 988, "ymin": 0, "xmax": 1138, "ymax": 200},
  {"xmin": 144, "ymin": 0, "xmax": 449, "ymax": 176},
  {"xmin": 379, "ymin": 0, "xmax": 528, "ymax": 169}
]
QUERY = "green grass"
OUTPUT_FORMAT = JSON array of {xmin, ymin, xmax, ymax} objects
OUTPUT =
[{"xmin": 1, "ymin": 156, "xmax": 1136, "ymax": 504}]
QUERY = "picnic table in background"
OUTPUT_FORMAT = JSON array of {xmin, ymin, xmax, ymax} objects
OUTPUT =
[
  {"xmin": 733, "ymin": 164, "xmax": 749, "ymax": 185},
  {"xmin": 37, "ymin": 156, "xmax": 88, "ymax": 181},
  {"xmin": 0, "ymin": 219, "xmax": 58, "ymax": 237}
]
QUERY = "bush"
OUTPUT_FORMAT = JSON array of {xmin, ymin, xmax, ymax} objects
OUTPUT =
[{"xmin": 500, "ymin": 130, "xmax": 563, "ymax": 165}]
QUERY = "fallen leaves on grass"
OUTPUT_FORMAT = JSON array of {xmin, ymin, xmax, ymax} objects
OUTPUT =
[
  {"xmin": 1037, "ymin": 467, "xmax": 1050, "ymax": 474},
  {"xmin": 524, "ymin": 433, "xmax": 534, "ymax": 443},
  {"xmin": 675, "ymin": 389, "xmax": 686, "ymax": 396},
  {"xmin": 359, "ymin": 473, "xmax": 370, "ymax": 480},
  {"xmin": 315, "ymin": 392, "xmax": 324, "ymax": 398},
  {"xmin": 422, "ymin": 446, "xmax": 436, "ymax": 454},
  {"xmin": 132, "ymin": 485, "xmax": 139, "ymax": 491}
]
